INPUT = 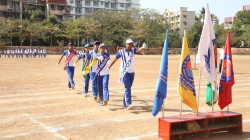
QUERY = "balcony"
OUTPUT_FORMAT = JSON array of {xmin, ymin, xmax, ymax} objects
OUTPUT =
[
  {"xmin": 46, "ymin": 0, "xmax": 66, "ymax": 4},
  {"xmin": 62, "ymin": 10, "xmax": 70, "ymax": 15},
  {"xmin": 7, "ymin": 5, "xmax": 14, "ymax": 11}
]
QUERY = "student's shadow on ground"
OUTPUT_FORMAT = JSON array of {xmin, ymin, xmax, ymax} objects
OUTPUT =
[{"xmin": 108, "ymin": 98, "xmax": 193, "ymax": 114}]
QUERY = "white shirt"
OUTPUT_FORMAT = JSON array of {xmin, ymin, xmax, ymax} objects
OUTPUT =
[
  {"xmin": 63, "ymin": 50, "xmax": 77, "ymax": 67},
  {"xmin": 219, "ymin": 49, "xmax": 225, "ymax": 59},
  {"xmin": 29, "ymin": 49, "xmax": 32, "ymax": 53},
  {"xmin": 96, "ymin": 53, "xmax": 110, "ymax": 76},
  {"xmin": 116, "ymin": 48, "xmax": 137, "ymax": 73},
  {"xmin": 43, "ymin": 49, "xmax": 47, "ymax": 53},
  {"xmin": 89, "ymin": 50, "xmax": 99, "ymax": 72},
  {"xmin": 21, "ymin": 49, "xmax": 23, "ymax": 53},
  {"xmin": 11, "ymin": 50, "xmax": 14, "ymax": 54},
  {"xmin": 4, "ymin": 50, "xmax": 6, "ymax": 54}
]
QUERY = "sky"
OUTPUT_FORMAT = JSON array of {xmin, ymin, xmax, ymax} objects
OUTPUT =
[{"xmin": 140, "ymin": 0, "xmax": 250, "ymax": 24}]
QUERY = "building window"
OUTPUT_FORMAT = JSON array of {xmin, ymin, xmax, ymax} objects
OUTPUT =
[
  {"xmin": 126, "ymin": 4, "xmax": 130, "ymax": 8},
  {"xmin": 101, "ymin": 2, "xmax": 103, "ymax": 5},
  {"xmin": 183, "ymin": 21, "xmax": 187, "ymax": 25},
  {"xmin": 183, "ymin": 15, "xmax": 187, "ymax": 18},
  {"xmin": 57, "ymin": 6, "xmax": 63, "ymax": 10},
  {"xmin": 85, "ymin": 8, "xmax": 92, "ymax": 13},
  {"xmin": 126, "ymin": 0, "xmax": 130, "ymax": 2},
  {"xmin": 50, "ymin": 5, "xmax": 55, "ymax": 10},
  {"xmin": 105, "ymin": 2, "xmax": 109, "ymax": 8},
  {"xmin": 75, "ymin": 8, "xmax": 81, "ymax": 13},
  {"xmin": 76, "ymin": 1, "xmax": 81, "ymax": 5},
  {"xmin": 120, "ymin": 4, "xmax": 124, "ymax": 8},
  {"xmin": 111, "ymin": 3, "xmax": 115, "ymax": 8},
  {"xmin": 93, "ymin": 1, "xmax": 98, "ymax": 6},
  {"xmin": 0, "ymin": 0, "xmax": 7, "ymax": 5},
  {"xmin": 85, "ymin": 1, "xmax": 90, "ymax": 6}
]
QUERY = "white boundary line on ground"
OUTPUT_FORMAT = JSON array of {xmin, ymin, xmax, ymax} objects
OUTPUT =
[
  {"xmin": 115, "ymin": 133, "xmax": 158, "ymax": 140},
  {"xmin": 22, "ymin": 113, "xmax": 67, "ymax": 140}
]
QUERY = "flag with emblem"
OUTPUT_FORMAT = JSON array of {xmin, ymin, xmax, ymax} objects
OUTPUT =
[
  {"xmin": 206, "ymin": 32, "xmax": 218, "ymax": 106},
  {"xmin": 152, "ymin": 30, "xmax": 169, "ymax": 117},
  {"xmin": 178, "ymin": 30, "xmax": 197, "ymax": 112},
  {"xmin": 196, "ymin": 4, "xmax": 217, "ymax": 104},
  {"xmin": 218, "ymin": 32, "xmax": 234, "ymax": 110}
]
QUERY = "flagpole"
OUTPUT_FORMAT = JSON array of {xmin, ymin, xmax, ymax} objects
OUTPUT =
[
  {"xmin": 162, "ymin": 99, "xmax": 165, "ymax": 118},
  {"xmin": 180, "ymin": 99, "xmax": 182, "ymax": 117},
  {"xmin": 197, "ymin": 64, "xmax": 202, "ymax": 116}
]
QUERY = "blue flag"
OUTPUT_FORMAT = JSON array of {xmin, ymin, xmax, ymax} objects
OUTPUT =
[{"xmin": 152, "ymin": 30, "xmax": 169, "ymax": 117}]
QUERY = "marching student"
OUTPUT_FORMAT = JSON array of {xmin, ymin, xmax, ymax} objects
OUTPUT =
[
  {"xmin": 37, "ymin": 47, "xmax": 40, "ymax": 58},
  {"xmin": 29, "ymin": 48, "xmax": 32, "ymax": 58},
  {"xmin": 95, "ymin": 44, "xmax": 110, "ymax": 106},
  {"xmin": 20, "ymin": 47, "xmax": 23, "ymax": 58},
  {"xmin": 25, "ymin": 48, "xmax": 27, "ymax": 58},
  {"xmin": 109, "ymin": 39, "xmax": 146, "ymax": 110},
  {"xmin": 4, "ymin": 48, "xmax": 6, "ymax": 58},
  {"xmin": 43, "ymin": 48, "xmax": 47, "ymax": 58},
  {"xmin": 0, "ymin": 48, "xmax": 1, "ymax": 58},
  {"xmin": 32, "ymin": 47, "xmax": 35, "ymax": 58},
  {"xmin": 11, "ymin": 48, "xmax": 14, "ymax": 58},
  {"xmin": 40, "ymin": 48, "xmax": 43, "ymax": 58},
  {"xmin": 85, "ymin": 41, "xmax": 100, "ymax": 101},
  {"xmin": 17, "ymin": 48, "xmax": 20, "ymax": 58},
  {"xmin": 57, "ymin": 43, "xmax": 77, "ymax": 91},
  {"xmin": 75, "ymin": 44, "xmax": 91, "ymax": 96},
  {"xmin": 7, "ymin": 48, "xmax": 10, "ymax": 58},
  {"xmin": 15, "ymin": 48, "xmax": 17, "ymax": 58}
]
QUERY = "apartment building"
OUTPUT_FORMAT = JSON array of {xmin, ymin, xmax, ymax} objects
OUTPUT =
[
  {"xmin": 163, "ymin": 7, "xmax": 195, "ymax": 38},
  {"xmin": 0, "ymin": 0, "xmax": 140, "ymax": 21}
]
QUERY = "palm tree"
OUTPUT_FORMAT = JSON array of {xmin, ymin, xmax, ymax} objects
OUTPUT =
[{"xmin": 199, "ymin": 7, "xmax": 205, "ymax": 22}]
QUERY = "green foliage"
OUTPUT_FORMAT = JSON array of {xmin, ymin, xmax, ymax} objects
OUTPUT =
[
  {"xmin": 187, "ymin": 22, "xmax": 203, "ymax": 48},
  {"xmin": 233, "ymin": 10, "xmax": 250, "ymax": 28}
]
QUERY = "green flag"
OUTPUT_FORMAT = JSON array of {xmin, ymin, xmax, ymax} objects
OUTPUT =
[{"xmin": 205, "ymin": 32, "xmax": 218, "ymax": 106}]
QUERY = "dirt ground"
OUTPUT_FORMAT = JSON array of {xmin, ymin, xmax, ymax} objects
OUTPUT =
[{"xmin": 0, "ymin": 54, "xmax": 250, "ymax": 140}]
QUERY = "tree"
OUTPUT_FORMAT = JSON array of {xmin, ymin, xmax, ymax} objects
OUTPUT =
[
  {"xmin": 198, "ymin": 7, "xmax": 205, "ymax": 22},
  {"xmin": 18, "ymin": 19, "xmax": 30, "ymax": 47},
  {"xmin": 187, "ymin": 22, "xmax": 203, "ymax": 48},
  {"xmin": 26, "ymin": 22, "xmax": 42, "ymax": 46},
  {"xmin": 4, "ymin": 18, "xmax": 18, "ymax": 46},
  {"xmin": 61, "ymin": 18, "xmax": 79, "ymax": 42},
  {"xmin": 43, "ymin": 23, "xmax": 61, "ymax": 49},
  {"xmin": 241, "ymin": 25, "xmax": 250, "ymax": 47},
  {"xmin": 233, "ymin": 10, "xmax": 250, "ymax": 28},
  {"xmin": 168, "ymin": 31, "xmax": 182, "ymax": 49}
]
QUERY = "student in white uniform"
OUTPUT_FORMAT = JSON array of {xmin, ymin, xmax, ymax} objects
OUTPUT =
[
  {"xmin": 57, "ymin": 43, "xmax": 78, "ymax": 91},
  {"xmin": 43, "ymin": 48, "xmax": 47, "ymax": 58},
  {"xmin": 11, "ymin": 48, "xmax": 14, "ymax": 58},
  {"xmin": 20, "ymin": 48, "xmax": 23, "ymax": 58},
  {"xmin": 4, "ymin": 49, "xmax": 6, "ymax": 58},
  {"xmin": 75, "ymin": 44, "xmax": 90, "ymax": 96},
  {"xmin": 95, "ymin": 44, "xmax": 110, "ymax": 106},
  {"xmin": 218, "ymin": 46, "xmax": 225, "ymax": 73},
  {"xmin": 109, "ymin": 39, "xmax": 146, "ymax": 110},
  {"xmin": 85, "ymin": 41, "xmax": 100, "ymax": 101}
]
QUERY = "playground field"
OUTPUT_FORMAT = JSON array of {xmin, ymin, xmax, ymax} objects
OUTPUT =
[{"xmin": 0, "ymin": 55, "xmax": 250, "ymax": 140}]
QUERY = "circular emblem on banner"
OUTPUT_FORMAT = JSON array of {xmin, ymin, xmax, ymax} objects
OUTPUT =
[
  {"xmin": 182, "ymin": 56, "xmax": 194, "ymax": 82},
  {"xmin": 222, "ymin": 59, "xmax": 232, "ymax": 77}
]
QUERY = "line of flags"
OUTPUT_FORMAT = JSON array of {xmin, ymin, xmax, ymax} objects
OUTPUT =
[{"xmin": 152, "ymin": 4, "xmax": 234, "ymax": 117}]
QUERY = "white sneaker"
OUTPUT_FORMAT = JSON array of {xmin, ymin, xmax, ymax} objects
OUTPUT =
[
  {"xmin": 84, "ymin": 93, "xmax": 88, "ymax": 97},
  {"xmin": 100, "ymin": 101, "xmax": 104, "ymax": 106},
  {"xmin": 127, "ymin": 105, "xmax": 133, "ymax": 110},
  {"xmin": 68, "ymin": 88, "xmax": 72, "ymax": 91}
]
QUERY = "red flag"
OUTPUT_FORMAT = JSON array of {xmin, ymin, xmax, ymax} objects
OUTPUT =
[{"xmin": 218, "ymin": 32, "xmax": 235, "ymax": 110}]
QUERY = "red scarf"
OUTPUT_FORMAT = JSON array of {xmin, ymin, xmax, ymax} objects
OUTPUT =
[{"xmin": 64, "ymin": 50, "xmax": 76, "ymax": 70}]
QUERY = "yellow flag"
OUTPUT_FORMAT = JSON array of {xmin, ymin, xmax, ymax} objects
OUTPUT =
[
  {"xmin": 177, "ymin": 30, "xmax": 197, "ymax": 112},
  {"xmin": 85, "ymin": 50, "xmax": 100, "ymax": 75}
]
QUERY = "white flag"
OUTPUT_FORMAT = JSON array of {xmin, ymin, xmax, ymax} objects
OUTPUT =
[{"xmin": 196, "ymin": 4, "xmax": 217, "ymax": 100}]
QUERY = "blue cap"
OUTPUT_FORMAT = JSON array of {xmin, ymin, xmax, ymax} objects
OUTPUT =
[
  {"xmin": 84, "ymin": 44, "xmax": 90, "ymax": 48},
  {"xmin": 99, "ymin": 43, "xmax": 107, "ymax": 48},
  {"xmin": 93, "ymin": 41, "xmax": 100, "ymax": 45},
  {"xmin": 68, "ymin": 43, "xmax": 74, "ymax": 46}
]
